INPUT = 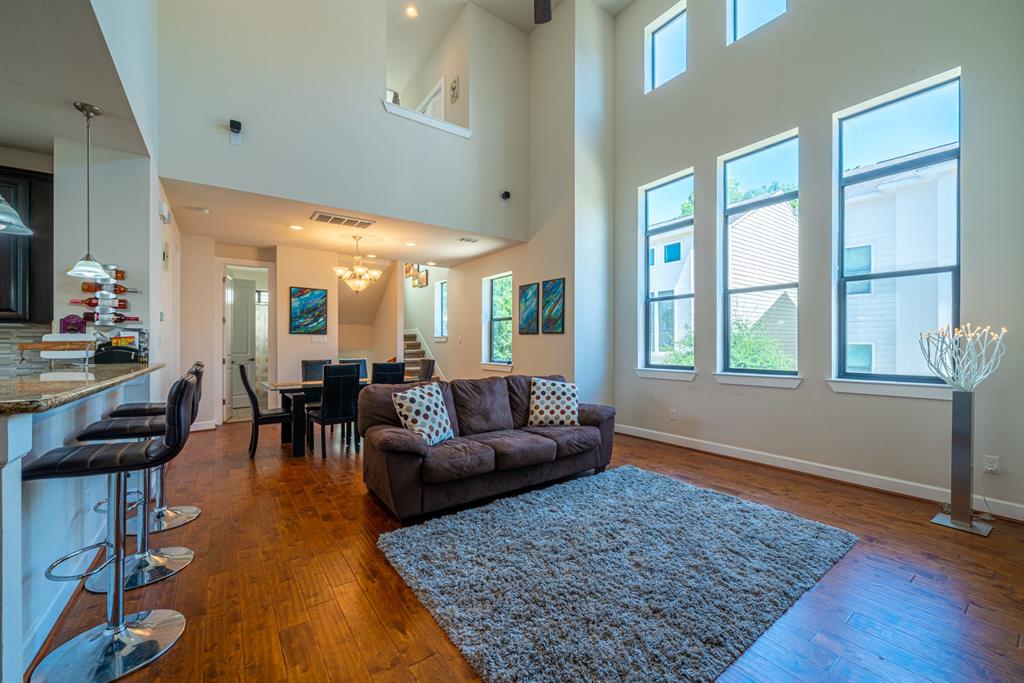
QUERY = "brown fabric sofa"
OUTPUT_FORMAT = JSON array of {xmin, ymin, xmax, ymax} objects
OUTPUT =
[{"xmin": 358, "ymin": 375, "xmax": 616, "ymax": 520}]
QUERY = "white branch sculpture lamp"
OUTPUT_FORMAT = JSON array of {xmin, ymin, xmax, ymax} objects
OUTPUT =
[{"xmin": 920, "ymin": 324, "xmax": 1008, "ymax": 536}]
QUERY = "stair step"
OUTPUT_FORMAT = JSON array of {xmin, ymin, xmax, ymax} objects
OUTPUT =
[
  {"xmin": 405, "ymin": 350, "xmax": 425, "ymax": 359},
  {"xmin": 403, "ymin": 333, "xmax": 417, "ymax": 341}
]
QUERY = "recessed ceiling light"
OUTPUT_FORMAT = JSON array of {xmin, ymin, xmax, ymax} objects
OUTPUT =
[
  {"xmin": 184, "ymin": 206, "xmax": 210, "ymax": 215},
  {"xmin": 288, "ymin": 224, "xmax": 304, "ymax": 231},
  {"xmin": 427, "ymin": 261, "xmax": 436, "ymax": 266},
  {"xmin": 405, "ymin": 4, "xmax": 419, "ymax": 18},
  {"xmin": 405, "ymin": 242, "xmax": 416, "ymax": 247},
  {"xmin": 366, "ymin": 254, "xmax": 377, "ymax": 258}
]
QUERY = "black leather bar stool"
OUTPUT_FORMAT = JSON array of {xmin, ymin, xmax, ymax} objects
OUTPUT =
[
  {"xmin": 74, "ymin": 367, "xmax": 204, "ymax": 592},
  {"xmin": 89, "ymin": 362, "xmax": 204, "ymax": 536},
  {"xmin": 105, "ymin": 361, "xmax": 202, "ymax": 418},
  {"xmin": 24, "ymin": 374, "xmax": 196, "ymax": 682}
]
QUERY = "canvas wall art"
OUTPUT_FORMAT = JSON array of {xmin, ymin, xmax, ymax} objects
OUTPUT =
[
  {"xmin": 404, "ymin": 262, "xmax": 416, "ymax": 278},
  {"xmin": 289, "ymin": 286, "xmax": 328, "ymax": 335},
  {"xmin": 541, "ymin": 277, "xmax": 565, "ymax": 334},
  {"xmin": 417, "ymin": 269, "xmax": 429, "ymax": 288},
  {"xmin": 518, "ymin": 283, "xmax": 539, "ymax": 334}
]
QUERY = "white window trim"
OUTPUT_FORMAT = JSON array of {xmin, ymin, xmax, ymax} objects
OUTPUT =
[
  {"xmin": 635, "ymin": 368, "xmax": 696, "ymax": 382},
  {"xmin": 482, "ymin": 271, "xmax": 513, "ymax": 366},
  {"xmin": 827, "ymin": 379, "xmax": 951, "ymax": 401},
  {"xmin": 382, "ymin": 100, "xmax": 471, "ymax": 139},
  {"xmin": 714, "ymin": 373, "xmax": 802, "ymax": 389},
  {"xmin": 644, "ymin": 0, "xmax": 687, "ymax": 94},
  {"xmin": 481, "ymin": 362, "xmax": 513, "ymax": 373},
  {"xmin": 433, "ymin": 336, "xmax": 448, "ymax": 343}
]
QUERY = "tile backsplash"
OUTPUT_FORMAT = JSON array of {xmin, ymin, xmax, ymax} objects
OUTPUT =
[{"xmin": 0, "ymin": 324, "xmax": 52, "ymax": 377}]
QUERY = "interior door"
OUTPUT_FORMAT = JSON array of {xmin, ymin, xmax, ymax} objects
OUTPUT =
[{"xmin": 229, "ymin": 278, "xmax": 257, "ymax": 409}]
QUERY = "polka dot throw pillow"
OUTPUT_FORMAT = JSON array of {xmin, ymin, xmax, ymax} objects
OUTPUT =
[
  {"xmin": 527, "ymin": 377, "xmax": 580, "ymax": 427},
  {"xmin": 392, "ymin": 382, "xmax": 454, "ymax": 446}
]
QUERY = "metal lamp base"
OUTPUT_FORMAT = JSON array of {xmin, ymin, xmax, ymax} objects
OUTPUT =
[
  {"xmin": 931, "ymin": 512, "xmax": 992, "ymax": 537},
  {"xmin": 84, "ymin": 547, "xmax": 194, "ymax": 593},
  {"xmin": 30, "ymin": 609, "xmax": 185, "ymax": 682},
  {"xmin": 127, "ymin": 505, "xmax": 201, "ymax": 535}
]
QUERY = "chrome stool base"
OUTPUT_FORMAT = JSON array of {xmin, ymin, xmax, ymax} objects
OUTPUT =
[
  {"xmin": 84, "ymin": 546, "xmax": 195, "ymax": 593},
  {"xmin": 30, "ymin": 609, "xmax": 186, "ymax": 683},
  {"xmin": 127, "ymin": 505, "xmax": 201, "ymax": 535}
]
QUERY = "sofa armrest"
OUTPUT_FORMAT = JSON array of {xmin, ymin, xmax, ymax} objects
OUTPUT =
[
  {"xmin": 365, "ymin": 425, "xmax": 429, "ymax": 457},
  {"xmin": 579, "ymin": 403, "xmax": 615, "ymax": 427}
]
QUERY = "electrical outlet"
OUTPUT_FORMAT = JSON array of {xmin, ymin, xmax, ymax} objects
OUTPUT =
[
  {"xmin": 982, "ymin": 455, "xmax": 1000, "ymax": 474},
  {"xmin": 668, "ymin": 408, "xmax": 677, "ymax": 421}
]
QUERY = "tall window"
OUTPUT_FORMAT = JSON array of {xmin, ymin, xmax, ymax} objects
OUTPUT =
[
  {"xmin": 645, "ymin": 1, "xmax": 687, "ymax": 92},
  {"xmin": 730, "ymin": 0, "xmax": 786, "ymax": 43},
  {"xmin": 485, "ymin": 274, "xmax": 512, "ymax": 364},
  {"xmin": 722, "ymin": 136, "xmax": 799, "ymax": 374},
  {"xmin": 434, "ymin": 280, "xmax": 448, "ymax": 337},
  {"xmin": 642, "ymin": 173, "xmax": 694, "ymax": 369},
  {"xmin": 838, "ymin": 77, "xmax": 960, "ymax": 382}
]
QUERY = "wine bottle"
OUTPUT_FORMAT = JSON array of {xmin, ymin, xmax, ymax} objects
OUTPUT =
[
  {"xmin": 84, "ymin": 312, "xmax": 140, "ymax": 323},
  {"xmin": 70, "ymin": 297, "xmax": 129, "ymax": 309},
  {"xmin": 81, "ymin": 282, "xmax": 141, "ymax": 294}
]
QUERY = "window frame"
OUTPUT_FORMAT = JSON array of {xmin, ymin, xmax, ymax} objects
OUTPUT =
[
  {"xmin": 642, "ymin": 173, "xmax": 695, "ymax": 371},
  {"xmin": 644, "ymin": 1, "xmax": 687, "ymax": 94},
  {"xmin": 728, "ymin": 0, "xmax": 787, "ymax": 44},
  {"xmin": 486, "ymin": 274, "xmax": 512, "ymax": 365},
  {"xmin": 721, "ymin": 135, "xmax": 800, "ymax": 376},
  {"xmin": 836, "ymin": 77, "xmax": 961, "ymax": 384}
]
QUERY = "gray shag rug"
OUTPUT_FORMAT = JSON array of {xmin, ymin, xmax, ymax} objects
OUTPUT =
[{"xmin": 377, "ymin": 465, "xmax": 857, "ymax": 683}]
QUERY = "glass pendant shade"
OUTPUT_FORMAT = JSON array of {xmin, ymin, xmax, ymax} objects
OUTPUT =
[
  {"xmin": 0, "ymin": 196, "xmax": 32, "ymax": 235},
  {"xmin": 334, "ymin": 235, "xmax": 381, "ymax": 294},
  {"xmin": 67, "ymin": 254, "xmax": 108, "ymax": 279},
  {"xmin": 67, "ymin": 102, "xmax": 106, "ymax": 279}
]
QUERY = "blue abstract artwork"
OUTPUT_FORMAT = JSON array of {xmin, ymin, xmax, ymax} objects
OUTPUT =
[
  {"xmin": 289, "ymin": 287, "xmax": 328, "ymax": 335},
  {"xmin": 519, "ymin": 283, "xmax": 539, "ymax": 334},
  {"xmin": 541, "ymin": 278, "xmax": 564, "ymax": 334}
]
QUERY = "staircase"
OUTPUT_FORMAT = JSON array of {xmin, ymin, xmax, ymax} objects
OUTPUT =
[{"xmin": 404, "ymin": 333, "xmax": 440, "ymax": 381}]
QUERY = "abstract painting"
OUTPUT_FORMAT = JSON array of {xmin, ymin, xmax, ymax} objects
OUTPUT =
[
  {"xmin": 541, "ymin": 277, "xmax": 564, "ymax": 334},
  {"xmin": 518, "ymin": 283, "xmax": 539, "ymax": 334},
  {"xmin": 418, "ymin": 269, "xmax": 429, "ymax": 288},
  {"xmin": 289, "ymin": 286, "xmax": 328, "ymax": 335}
]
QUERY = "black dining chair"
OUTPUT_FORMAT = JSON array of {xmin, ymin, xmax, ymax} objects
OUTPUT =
[
  {"xmin": 372, "ymin": 362, "xmax": 406, "ymax": 384},
  {"xmin": 306, "ymin": 365, "xmax": 360, "ymax": 457},
  {"xmin": 338, "ymin": 357, "xmax": 367, "ymax": 380},
  {"xmin": 306, "ymin": 363, "xmax": 360, "ymax": 448},
  {"xmin": 240, "ymin": 364, "xmax": 291, "ymax": 458},
  {"xmin": 416, "ymin": 358, "xmax": 436, "ymax": 381}
]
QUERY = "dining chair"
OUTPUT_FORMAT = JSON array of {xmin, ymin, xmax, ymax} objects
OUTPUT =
[
  {"xmin": 306, "ymin": 363, "xmax": 360, "ymax": 447},
  {"xmin": 416, "ymin": 359, "xmax": 436, "ymax": 381},
  {"xmin": 338, "ymin": 357, "xmax": 368, "ymax": 380},
  {"xmin": 301, "ymin": 359, "xmax": 332, "ymax": 411},
  {"xmin": 240, "ymin": 364, "xmax": 291, "ymax": 458},
  {"xmin": 306, "ymin": 366, "xmax": 360, "ymax": 457},
  {"xmin": 372, "ymin": 362, "xmax": 405, "ymax": 384}
]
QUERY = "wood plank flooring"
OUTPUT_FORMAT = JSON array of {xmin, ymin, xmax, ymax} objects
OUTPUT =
[{"xmin": 32, "ymin": 424, "xmax": 1024, "ymax": 682}]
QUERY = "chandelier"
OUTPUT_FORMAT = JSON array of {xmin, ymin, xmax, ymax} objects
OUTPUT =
[{"xmin": 334, "ymin": 235, "xmax": 383, "ymax": 293}]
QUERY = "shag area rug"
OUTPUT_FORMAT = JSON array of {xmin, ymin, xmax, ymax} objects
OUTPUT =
[{"xmin": 377, "ymin": 465, "xmax": 857, "ymax": 683}]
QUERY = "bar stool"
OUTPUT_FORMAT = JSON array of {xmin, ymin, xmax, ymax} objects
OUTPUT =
[
  {"xmin": 74, "ymin": 369, "xmax": 204, "ymax": 592},
  {"xmin": 94, "ymin": 362, "xmax": 204, "ymax": 535},
  {"xmin": 24, "ymin": 374, "xmax": 196, "ymax": 682}
]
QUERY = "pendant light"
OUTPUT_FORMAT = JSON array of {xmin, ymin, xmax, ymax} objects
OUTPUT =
[
  {"xmin": 333, "ymin": 235, "xmax": 383, "ymax": 293},
  {"xmin": 0, "ymin": 195, "xmax": 32, "ymax": 235},
  {"xmin": 66, "ymin": 102, "xmax": 108, "ymax": 279}
]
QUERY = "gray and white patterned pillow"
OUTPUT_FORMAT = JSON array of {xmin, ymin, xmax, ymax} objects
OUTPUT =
[
  {"xmin": 392, "ymin": 383, "xmax": 454, "ymax": 446},
  {"xmin": 527, "ymin": 377, "xmax": 580, "ymax": 426}
]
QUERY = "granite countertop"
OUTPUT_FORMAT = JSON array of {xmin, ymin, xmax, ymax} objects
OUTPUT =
[{"xmin": 0, "ymin": 363, "xmax": 165, "ymax": 415}]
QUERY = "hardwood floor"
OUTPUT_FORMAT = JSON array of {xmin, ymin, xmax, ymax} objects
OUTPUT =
[{"xmin": 33, "ymin": 425, "xmax": 1024, "ymax": 682}]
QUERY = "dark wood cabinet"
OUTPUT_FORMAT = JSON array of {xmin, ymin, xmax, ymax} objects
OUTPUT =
[{"xmin": 0, "ymin": 166, "xmax": 53, "ymax": 324}]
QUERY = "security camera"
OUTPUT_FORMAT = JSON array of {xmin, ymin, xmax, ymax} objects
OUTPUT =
[
  {"xmin": 500, "ymin": 191, "xmax": 511, "ymax": 200},
  {"xmin": 229, "ymin": 119, "xmax": 242, "ymax": 134}
]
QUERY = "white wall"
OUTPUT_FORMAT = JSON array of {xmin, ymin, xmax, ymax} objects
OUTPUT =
[
  {"xmin": 613, "ymin": 0, "xmax": 1024, "ymax": 513},
  {"xmin": 157, "ymin": 0, "xmax": 529, "ymax": 242}
]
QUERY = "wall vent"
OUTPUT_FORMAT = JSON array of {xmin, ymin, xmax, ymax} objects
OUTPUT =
[
  {"xmin": 309, "ymin": 211, "xmax": 376, "ymax": 229},
  {"xmin": 456, "ymin": 236, "xmax": 479, "ymax": 243}
]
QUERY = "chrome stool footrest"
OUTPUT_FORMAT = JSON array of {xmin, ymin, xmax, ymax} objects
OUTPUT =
[
  {"xmin": 44, "ymin": 541, "xmax": 114, "ymax": 582},
  {"xmin": 92, "ymin": 489, "xmax": 143, "ymax": 514}
]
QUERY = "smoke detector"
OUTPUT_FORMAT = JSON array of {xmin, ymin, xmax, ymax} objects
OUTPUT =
[{"xmin": 309, "ymin": 210, "xmax": 375, "ymax": 229}]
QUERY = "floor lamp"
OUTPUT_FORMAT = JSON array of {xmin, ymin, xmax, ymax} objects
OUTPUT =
[{"xmin": 920, "ymin": 324, "xmax": 1007, "ymax": 537}]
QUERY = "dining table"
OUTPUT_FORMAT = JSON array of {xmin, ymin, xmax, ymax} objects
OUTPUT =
[{"xmin": 261, "ymin": 378, "xmax": 369, "ymax": 455}]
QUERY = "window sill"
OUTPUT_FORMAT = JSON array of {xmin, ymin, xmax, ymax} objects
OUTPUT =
[
  {"xmin": 382, "ymin": 101, "xmax": 472, "ymax": 139},
  {"xmin": 433, "ymin": 336, "xmax": 448, "ymax": 343},
  {"xmin": 481, "ymin": 362, "xmax": 513, "ymax": 373},
  {"xmin": 827, "ymin": 379, "xmax": 951, "ymax": 401},
  {"xmin": 714, "ymin": 373, "xmax": 802, "ymax": 389},
  {"xmin": 634, "ymin": 368, "xmax": 696, "ymax": 382}
]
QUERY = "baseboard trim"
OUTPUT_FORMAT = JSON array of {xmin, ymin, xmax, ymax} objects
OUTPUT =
[
  {"xmin": 615, "ymin": 424, "xmax": 1024, "ymax": 522},
  {"xmin": 191, "ymin": 420, "xmax": 216, "ymax": 432}
]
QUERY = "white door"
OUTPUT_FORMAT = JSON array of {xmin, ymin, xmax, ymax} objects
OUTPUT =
[{"xmin": 228, "ymin": 278, "xmax": 257, "ymax": 410}]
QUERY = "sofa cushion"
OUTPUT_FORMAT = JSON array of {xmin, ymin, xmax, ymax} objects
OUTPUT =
[
  {"xmin": 422, "ymin": 437, "xmax": 495, "ymax": 484},
  {"xmin": 450, "ymin": 377, "xmax": 514, "ymax": 435},
  {"xmin": 392, "ymin": 383, "xmax": 454, "ymax": 446},
  {"xmin": 506, "ymin": 374, "xmax": 566, "ymax": 428},
  {"xmin": 358, "ymin": 381, "xmax": 460, "ymax": 436},
  {"xmin": 464, "ymin": 430, "xmax": 557, "ymax": 470},
  {"xmin": 527, "ymin": 377, "xmax": 580, "ymax": 426},
  {"xmin": 521, "ymin": 425, "xmax": 601, "ymax": 459}
]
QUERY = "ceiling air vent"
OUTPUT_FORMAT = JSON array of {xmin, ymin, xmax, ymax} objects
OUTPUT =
[
  {"xmin": 456, "ymin": 236, "xmax": 480, "ymax": 243},
  {"xmin": 309, "ymin": 211, "xmax": 376, "ymax": 229}
]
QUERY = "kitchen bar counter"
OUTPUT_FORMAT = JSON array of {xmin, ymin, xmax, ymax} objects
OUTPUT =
[{"xmin": 0, "ymin": 363, "xmax": 164, "ymax": 414}]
